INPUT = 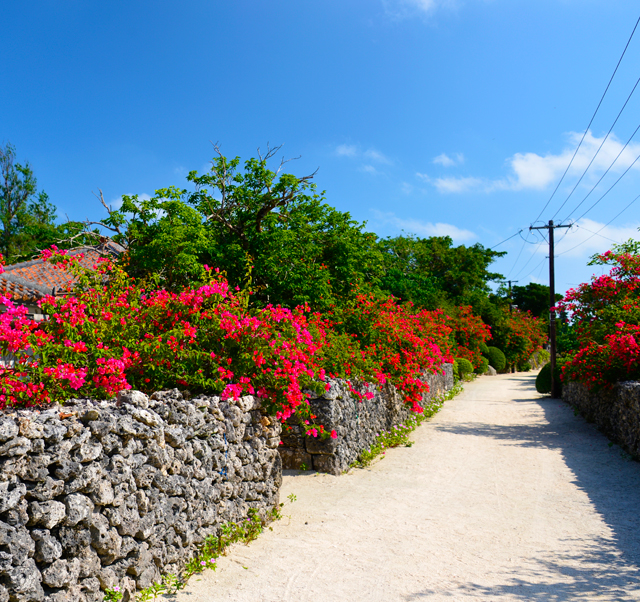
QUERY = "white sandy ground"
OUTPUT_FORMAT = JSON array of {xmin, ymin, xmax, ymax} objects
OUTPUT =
[{"xmin": 171, "ymin": 373, "xmax": 640, "ymax": 601}]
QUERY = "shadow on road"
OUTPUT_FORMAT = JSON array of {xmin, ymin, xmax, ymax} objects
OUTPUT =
[
  {"xmin": 404, "ymin": 538, "xmax": 638, "ymax": 599},
  {"xmin": 416, "ymin": 373, "xmax": 640, "ymax": 600}
]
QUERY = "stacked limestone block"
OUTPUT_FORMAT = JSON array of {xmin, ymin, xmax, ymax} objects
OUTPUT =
[
  {"xmin": 0, "ymin": 390, "xmax": 282, "ymax": 602},
  {"xmin": 280, "ymin": 364, "xmax": 454, "ymax": 475},
  {"xmin": 563, "ymin": 380, "xmax": 640, "ymax": 458}
]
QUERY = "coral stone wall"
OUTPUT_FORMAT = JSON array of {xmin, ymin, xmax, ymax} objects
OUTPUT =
[
  {"xmin": 279, "ymin": 364, "xmax": 454, "ymax": 475},
  {"xmin": 563, "ymin": 380, "xmax": 640, "ymax": 458},
  {"xmin": 0, "ymin": 389, "xmax": 282, "ymax": 602}
]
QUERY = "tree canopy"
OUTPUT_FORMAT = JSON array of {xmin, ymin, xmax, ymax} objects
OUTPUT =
[
  {"xmin": 101, "ymin": 146, "xmax": 384, "ymax": 311},
  {"xmin": 510, "ymin": 282, "xmax": 562, "ymax": 322},
  {"xmin": 378, "ymin": 234, "xmax": 505, "ymax": 313},
  {"xmin": 0, "ymin": 143, "xmax": 88, "ymax": 263}
]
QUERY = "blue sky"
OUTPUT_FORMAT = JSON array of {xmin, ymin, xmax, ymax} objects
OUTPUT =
[{"xmin": 2, "ymin": 0, "xmax": 640, "ymax": 295}]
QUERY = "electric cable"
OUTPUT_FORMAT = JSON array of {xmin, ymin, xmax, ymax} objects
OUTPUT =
[
  {"xmin": 573, "ymin": 148, "xmax": 640, "ymax": 222},
  {"xmin": 532, "ymin": 13, "xmax": 640, "ymax": 224},
  {"xmin": 562, "ymin": 121, "xmax": 640, "ymax": 222},
  {"xmin": 489, "ymin": 230, "xmax": 522, "ymax": 250},
  {"xmin": 570, "ymin": 223, "xmax": 620, "ymax": 245},
  {"xmin": 506, "ymin": 237, "xmax": 528, "ymax": 279},
  {"xmin": 511, "ymin": 237, "xmax": 548, "ymax": 280},
  {"xmin": 552, "ymin": 73, "xmax": 640, "ymax": 220},
  {"xmin": 520, "ymin": 229, "xmax": 547, "ymax": 244},
  {"xmin": 506, "ymin": 228, "xmax": 546, "ymax": 279},
  {"xmin": 557, "ymin": 190, "xmax": 640, "ymax": 257},
  {"xmin": 534, "ymin": 255, "xmax": 547, "ymax": 280}
]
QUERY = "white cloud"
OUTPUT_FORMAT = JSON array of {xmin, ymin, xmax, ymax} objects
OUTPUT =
[
  {"xmin": 383, "ymin": 0, "xmax": 456, "ymax": 17},
  {"xmin": 542, "ymin": 218, "xmax": 640, "ymax": 259},
  {"xmin": 528, "ymin": 274, "xmax": 546, "ymax": 285},
  {"xmin": 433, "ymin": 152, "xmax": 464, "ymax": 167},
  {"xmin": 407, "ymin": 0, "xmax": 437, "ymax": 11},
  {"xmin": 336, "ymin": 144, "xmax": 393, "ymax": 174},
  {"xmin": 512, "ymin": 131, "xmax": 640, "ymax": 190},
  {"xmin": 364, "ymin": 148, "xmax": 392, "ymax": 164},
  {"xmin": 336, "ymin": 144, "xmax": 392, "ymax": 164},
  {"xmin": 336, "ymin": 144, "xmax": 357, "ymax": 157},
  {"xmin": 432, "ymin": 176, "xmax": 511, "ymax": 194},
  {"xmin": 401, "ymin": 182, "xmax": 414, "ymax": 194},
  {"xmin": 373, "ymin": 210, "xmax": 476, "ymax": 242},
  {"xmin": 425, "ymin": 131, "xmax": 640, "ymax": 194}
]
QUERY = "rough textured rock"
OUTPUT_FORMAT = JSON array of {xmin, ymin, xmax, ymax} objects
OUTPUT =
[
  {"xmin": 528, "ymin": 350, "xmax": 549, "ymax": 370},
  {"xmin": 279, "ymin": 364, "xmax": 454, "ymax": 475},
  {"xmin": 0, "ymin": 390, "xmax": 281, "ymax": 601},
  {"xmin": 563, "ymin": 380, "xmax": 640, "ymax": 458}
]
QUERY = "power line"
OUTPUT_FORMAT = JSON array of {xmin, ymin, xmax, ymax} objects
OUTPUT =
[
  {"xmin": 557, "ymin": 190, "xmax": 640, "ymax": 257},
  {"xmin": 532, "ymin": 13, "xmax": 640, "ymax": 224},
  {"xmin": 574, "ymin": 148, "xmax": 640, "ymax": 222},
  {"xmin": 489, "ymin": 229, "xmax": 522, "ymax": 250},
  {"xmin": 534, "ymin": 255, "xmax": 547, "ymax": 280},
  {"xmin": 552, "ymin": 73, "xmax": 640, "ymax": 221},
  {"xmin": 511, "ymin": 237, "xmax": 548, "ymax": 280},
  {"xmin": 520, "ymin": 229, "xmax": 547, "ymax": 244},
  {"xmin": 506, "ymin": 228, "xmax": 545, "ymax": 277},
  {"xmin": 506, "ymin": 237, "xmax": 528, "ymax": 279},
  {"xmin": 571, "ymin": 223, "xmax": 620, "ymax": 244},
  {"xmin": 562, "ymin": 121, "xmax": 640, "ymax": 222}
]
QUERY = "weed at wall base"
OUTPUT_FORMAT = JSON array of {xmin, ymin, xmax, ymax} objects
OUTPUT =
[
  {"xmin": 102, "ymin": 502, "xmax": 290, "ymax": 601},
  {"xmin": 351, "ymin": 381, "xmax": 464, "ymax": 469}
]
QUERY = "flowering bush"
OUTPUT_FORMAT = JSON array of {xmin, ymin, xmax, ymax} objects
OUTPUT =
[
  {"xmin": 489, "ymin": 307, "xmax": 546, "ymax": 370},
  {"xmin": 0, "ymin": 250, "xmax": 327, "ymax": 430},
  {"xmin": 443, "ymin": 305, "xmax": 492, "ymax": 369},
  {"xmin": 317, "ymin": 294, "xmax": 453, "ymax": 413},
  {"xmin": 555, "ymin": 248, "xmax": 640, "ymax": 388},
  {"xmin": 0, "ymin": 249, "xmax": 470, "ymax": 434}
]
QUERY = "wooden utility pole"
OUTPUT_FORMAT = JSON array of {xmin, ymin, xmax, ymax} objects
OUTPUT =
[
  {"xmin": 530, "ymin": 220, "xmax": 570, "ymax": 398},
  {"xmin": 497, "ymin": 280, "xmax": 519, "ymax": 311},
  {"xmin": 507, "ymin": 280, "xmax": 518, "ymax": 312}
]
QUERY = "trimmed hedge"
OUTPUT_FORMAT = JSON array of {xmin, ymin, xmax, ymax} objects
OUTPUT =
[
  {"xmin": 475, "ymin": 356, "xmax": 489, "ymax": 375},
  {"xmin": 487, "ymin": 346, "xmax": 506, "ymax": 372},
  {"xmin": 535, "ymin": 362, "xmax": 562, "ymax": 396},
  {"xmin": 456, "ymin": 357, "xmax": 474, "ymax": 378},
  {"xmin": 536, "ymin": 363, "xmax": 552, "ymax": 393}
]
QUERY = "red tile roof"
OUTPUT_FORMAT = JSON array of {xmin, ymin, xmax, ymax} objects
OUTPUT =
[{"xmin": 0, "ymin": 243, "xmax": 124, "ymax": 302}]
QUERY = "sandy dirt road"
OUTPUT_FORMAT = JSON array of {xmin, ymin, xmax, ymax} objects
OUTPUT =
[{"xmin": 173, "ymin": 373, "xmax": 640, "ymax": 601}]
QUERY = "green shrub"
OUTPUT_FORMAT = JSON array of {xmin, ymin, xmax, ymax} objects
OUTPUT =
[
  {"xmin": 535, "ymin": 362, "xmax": 562, "ymax": 396},
  {"xmin": 456, "ymin": 357, "xmax": 474, "ymax": 379},
  {"xmin": 452, "ymin": 359, "xmax": 460, "ymax": 381},
  {"xmin": 480, "ymin": 342, "xmax": 490, "ymax": 356},
  {"xmin": 519, "ymin": 361, "xmax": 532, "ymax": 372},
  {"xmin": 537, "ymin": 349, "xmax": 550, "ymax": 364},
  {"xmin": 536, "ymin": 363, "xmax": 552, "ymax": 394},
  {"xmin": 487, "ymin": 346, "xmax": 506, "ymax": 372},
  {"xmin": 475, "ymin": 356, "xmax": 489, "ymax": 374}
]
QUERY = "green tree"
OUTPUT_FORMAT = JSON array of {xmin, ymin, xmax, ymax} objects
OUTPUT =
[
  {"xmin": 511, "ymin": 282, "xmax": 562, "ymax": 322},
  {"xmin": 104, "ymin": 188, "xmax": 214, "ymax": 290},
  {"xmin": 1, "ymin": 142, "xmax": 39, "ymax": 260},
  {"xmin": 378, "ymin": 234, "xmax": 505, "ymax": 311},
  {"xmin": 0, "ymin": 143, "xmax": 83, "ymax": 263},
  {"xmin": 103, "ymin": 146, "xmax": 384, "ymax": 310}
]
